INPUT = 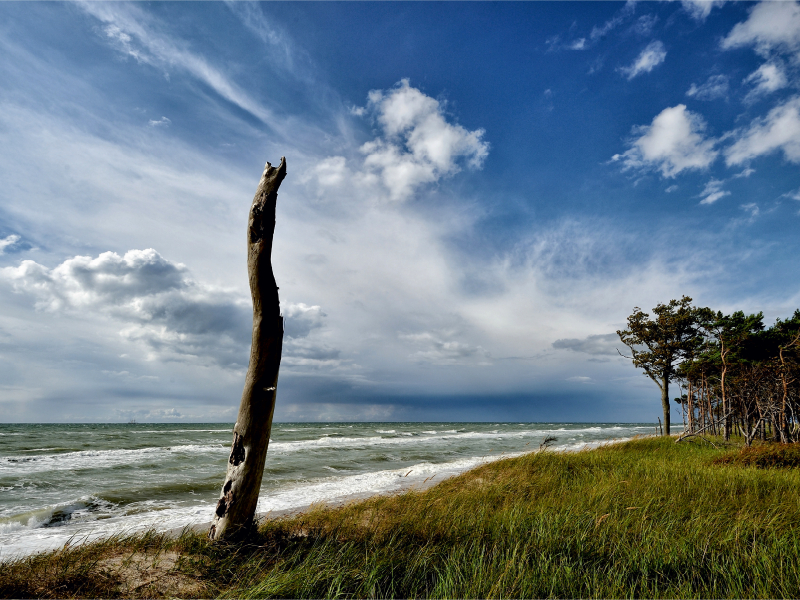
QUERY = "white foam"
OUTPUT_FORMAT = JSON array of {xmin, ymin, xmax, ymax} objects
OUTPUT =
[
  {"xmin": 266, "ymin": 426, "xmax": 647, "ymax": 455},
  {"xmin": 0, "ymin": 444, "xmax": 228, "ymax": 475}
]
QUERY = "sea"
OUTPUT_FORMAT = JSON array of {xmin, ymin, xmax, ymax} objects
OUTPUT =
[{"xmin": 0, "ymin": 422, "xmax": 656, "ymax": 559}]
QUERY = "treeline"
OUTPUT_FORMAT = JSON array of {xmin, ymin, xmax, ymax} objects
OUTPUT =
[{"xmin": 618, "ymin": 297, "xmax": 800, "ymax": 444}]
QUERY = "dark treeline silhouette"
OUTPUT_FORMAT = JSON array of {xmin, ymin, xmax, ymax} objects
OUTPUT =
[{"xmin": 618, "ymin": 296, "xmax": 800, "ymax": 444}]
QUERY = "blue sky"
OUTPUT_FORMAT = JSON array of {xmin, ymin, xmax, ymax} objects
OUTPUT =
[{"xmin": 0, "ymin": 1, "xmax": 798, "ymax": 423}]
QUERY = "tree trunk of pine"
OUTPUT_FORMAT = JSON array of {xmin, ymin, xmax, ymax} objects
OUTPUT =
[
  {"xmin": 209, "ymin": 157, "xmax": 287, "ymax": 542},
  {"xmin": 661, "ymin": 376, "xmax": 670, "ymax": 436}
]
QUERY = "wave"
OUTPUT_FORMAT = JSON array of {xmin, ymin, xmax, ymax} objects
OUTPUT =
[
  {"xmin": 130, "ymin": 429, "xmax": 232, "ymax": 435},
  {"xmin": 0, "ymin": 444, "xmax": 228, "ymax": 475},
  {"xmin": 0, "ymin": 426, "xmax": 651, "ymax": 475},
  {"xmin": 267, "ymin": 426, "xmax": 647, "ymax": 455}
]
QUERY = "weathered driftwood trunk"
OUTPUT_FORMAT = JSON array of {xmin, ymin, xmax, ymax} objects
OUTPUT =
[{"xmin": 209, "ymin": 157, "xmax": 286, "ymax": 542}]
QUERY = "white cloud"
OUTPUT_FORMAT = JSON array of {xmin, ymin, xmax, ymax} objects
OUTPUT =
[
  {"xmin": 569, "ymin": 38, "xmax": 587, "ymax": 50},
  {"xmin": 148, "ymin": 116, "xmax": 171, "ymax": 127},
  {"xmin": 744, "ymin": 62, "xmax": 788, "ymax": 99},
  {"xmin": 681, "ymin": 0, "xmax": 726, "ymax": 21},
  {"xmin": 686, "ymin": 74, "xmax": 729, "ymax": 101},
  {"xmin": 283, "ymin": 302, "xmax": 326, "ymax": 339},
  {"xmin": 78, "ymin": 3, "xmax": 277, "ymax": 126},
  {"xmin": 553, "ymin": 3, "xmax": 638, "ymax": 53},
  {"xmin": 741, "ymin": 202, "xmax": 760, "ymax": 220},
  {"xmin": 632, "ymin": 14, "xmax": 659, "ymax": 37},
  {"xmin": 0, "ymin": 249, "xmax": 333, "ymax": 368},
  {"xmin": 619, "ymin": 40, "xmax": 667, "ymax": 80},
  {"xmin": 323, "ymin": 79, "xmax": 489, "ymax": 202},
  {"xmin": 721, "ymin": 0, "xmax": 800, "ymax": 59},
  {"xmin": 725, "ymin": 96, "xmax": 800, "ymax": 165},
  {"xmin": 590, "ymin": 2, "xmax": 635, "ymax": 42},
  {"xmin": 612, "ymin": 104, "xmax": 718, "ymax": 177},
  {"xmin": 698, "ymin": 179, "xmax": 730, "ymax": 205},
  {"xmin": 0, "ymin": 234, "xmax": 20, "ymax": 254}
]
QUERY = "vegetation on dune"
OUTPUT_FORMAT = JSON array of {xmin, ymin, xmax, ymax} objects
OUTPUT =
[
  {"xmin": 4, "ymin": 436, "xmax": 800, "ymax": 598},
  {"xmin": 618, "ymin": 297, "xmax": 800, "ymax": 444}
]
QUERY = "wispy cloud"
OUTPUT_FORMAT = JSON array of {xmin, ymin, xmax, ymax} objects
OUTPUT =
[
  {"xmin": 78, "ymin": 2, "xmax": 277, "ymax": 126},
  {"xmin": 725, "ymin": 96, "xmax": 800, "ymax": 165},
  {"xmin": 698, "ymin": 179, "xmax": 730, "ymax": 205},
  {"xmin": 619, "ymin": 41, "xmax": 667, "ymax": 80},
  {"xmin": 681, "ymin": 0, "xmax": 726, "ymax": 22},
  {"xmin": 0, "ymin": 234, "xmax": 20, "ymax": 254},
  {"xmin": 740, "ymin": 202, "xmax": 760, "ymax": 220},
  {"xmin": 744, "ymin": 62, "xmax": 788, "ymax": 101},
  {"xmin": 148, "ymin": 116, "xmax": 171, "ymax": 128},
  {"xmin": 686, "ymin": 74, "xmax": 729, "ymax": 101}
]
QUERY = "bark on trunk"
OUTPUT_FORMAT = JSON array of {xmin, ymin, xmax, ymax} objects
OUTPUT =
[
  {"xmin": 209, "ymin": 157, "xmax": 287, "ymax": 542},
  {"xmin": 661, "ymin": 375, "xmax": 671, "ymax": 436}
]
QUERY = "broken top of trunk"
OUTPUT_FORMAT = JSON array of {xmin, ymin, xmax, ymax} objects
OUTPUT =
[{"xmin": 209, "ymin": 157, "xmax": 286, "ymax": 542}]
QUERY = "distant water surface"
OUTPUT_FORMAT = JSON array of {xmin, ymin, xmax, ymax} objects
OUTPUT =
[{"xmin": 0, "ymin": 422, "xmax": 654, "ymax": 558}]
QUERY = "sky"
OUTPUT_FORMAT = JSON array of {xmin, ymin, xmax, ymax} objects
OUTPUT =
[{"xmin": 0, "ymin": 1, "xmax": 799, "ymax": 423}]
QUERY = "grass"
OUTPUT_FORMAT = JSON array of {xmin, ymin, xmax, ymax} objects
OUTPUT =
[{"xmin": 3, "ymin": 436, "xmax": 800, "ymax": 598}]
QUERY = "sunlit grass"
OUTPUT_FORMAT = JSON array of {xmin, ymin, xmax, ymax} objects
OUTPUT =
[{"xmin": 4, "ymin": 436, "xmax": 800, "ymax": 598}]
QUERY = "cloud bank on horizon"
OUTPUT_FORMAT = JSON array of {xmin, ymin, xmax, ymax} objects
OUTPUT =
[{"xmin": 0, "ymin": 1, "xmax": 798, "ymax": 422}]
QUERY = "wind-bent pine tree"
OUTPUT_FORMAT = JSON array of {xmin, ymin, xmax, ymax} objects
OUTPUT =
[
  {"xmin": 617, "ymin": 296, "xmax": 697, "ymax": 436},
  {"xmin": 209, "ymin": 157, "xmax": 286, "ymax": 542}
]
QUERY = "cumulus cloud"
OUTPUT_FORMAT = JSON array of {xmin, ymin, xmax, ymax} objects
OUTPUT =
[
  {"xmin": 686, "ymin": 74, "xmax": 729, "ymax": 101},
  {"xmin": 744, "ymin": 62, "xmax": 788, "ymax": 100},
  {"xmin": 283, "ymin": 302, "xmax": 326, "ymax": 339},
  {"xmin": 698, "ymin": 179, "xmax": 730, "ymax": 205},
  {"xmin": 353, "ymin": 80, "xmax": 489, "ymax": 201},
  {"xmin": 0, "ymin": 249, "xmax": 333, "ymax": 367},
  {"xmin": 619, "ymin": 41, "xmax": 667, "ymax": 80},
  {"xmin": 0, "ymin": 234, "xmax": 20, "ymax": 254},
  {"xmin": 612, "ymin": 104, "xmax": 718, "ymax": 177},
  {"xmin": 306, "ymin": 80, "xmax": 489, "ymax": 203},
  {"xmin": 721, "ymin": 0, "xmax": 800, "ymax": 59},
  {"xmin": 725, "ymin": 96, "xmax": 800, "ymax": 165},
  {"xmin": 552, "ymin": 333, "xmax": 621, "ymax": 356}
]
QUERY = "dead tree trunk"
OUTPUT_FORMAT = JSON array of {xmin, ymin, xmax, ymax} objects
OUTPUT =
[{"xmin": 209, "ymin": 157, "xmax": 287, "ymax": 542}]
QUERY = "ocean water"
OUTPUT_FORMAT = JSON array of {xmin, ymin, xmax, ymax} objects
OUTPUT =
[{"xmin": 0, "ymin": 422, "xmax": 654, "ymax": 559}]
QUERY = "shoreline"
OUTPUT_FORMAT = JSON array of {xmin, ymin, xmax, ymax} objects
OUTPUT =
[
  {"xmin": 172, "ymin": 473, "xmax": 447, "ymax": 538},
  {"xmin": 1, "ymin": 430, "xmax": 652, "ymax": 560}
]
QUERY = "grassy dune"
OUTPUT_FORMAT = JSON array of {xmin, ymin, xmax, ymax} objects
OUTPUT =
[{"xmin": 3, "ymin": 436, "xmax": 800, "ymax": 598}]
